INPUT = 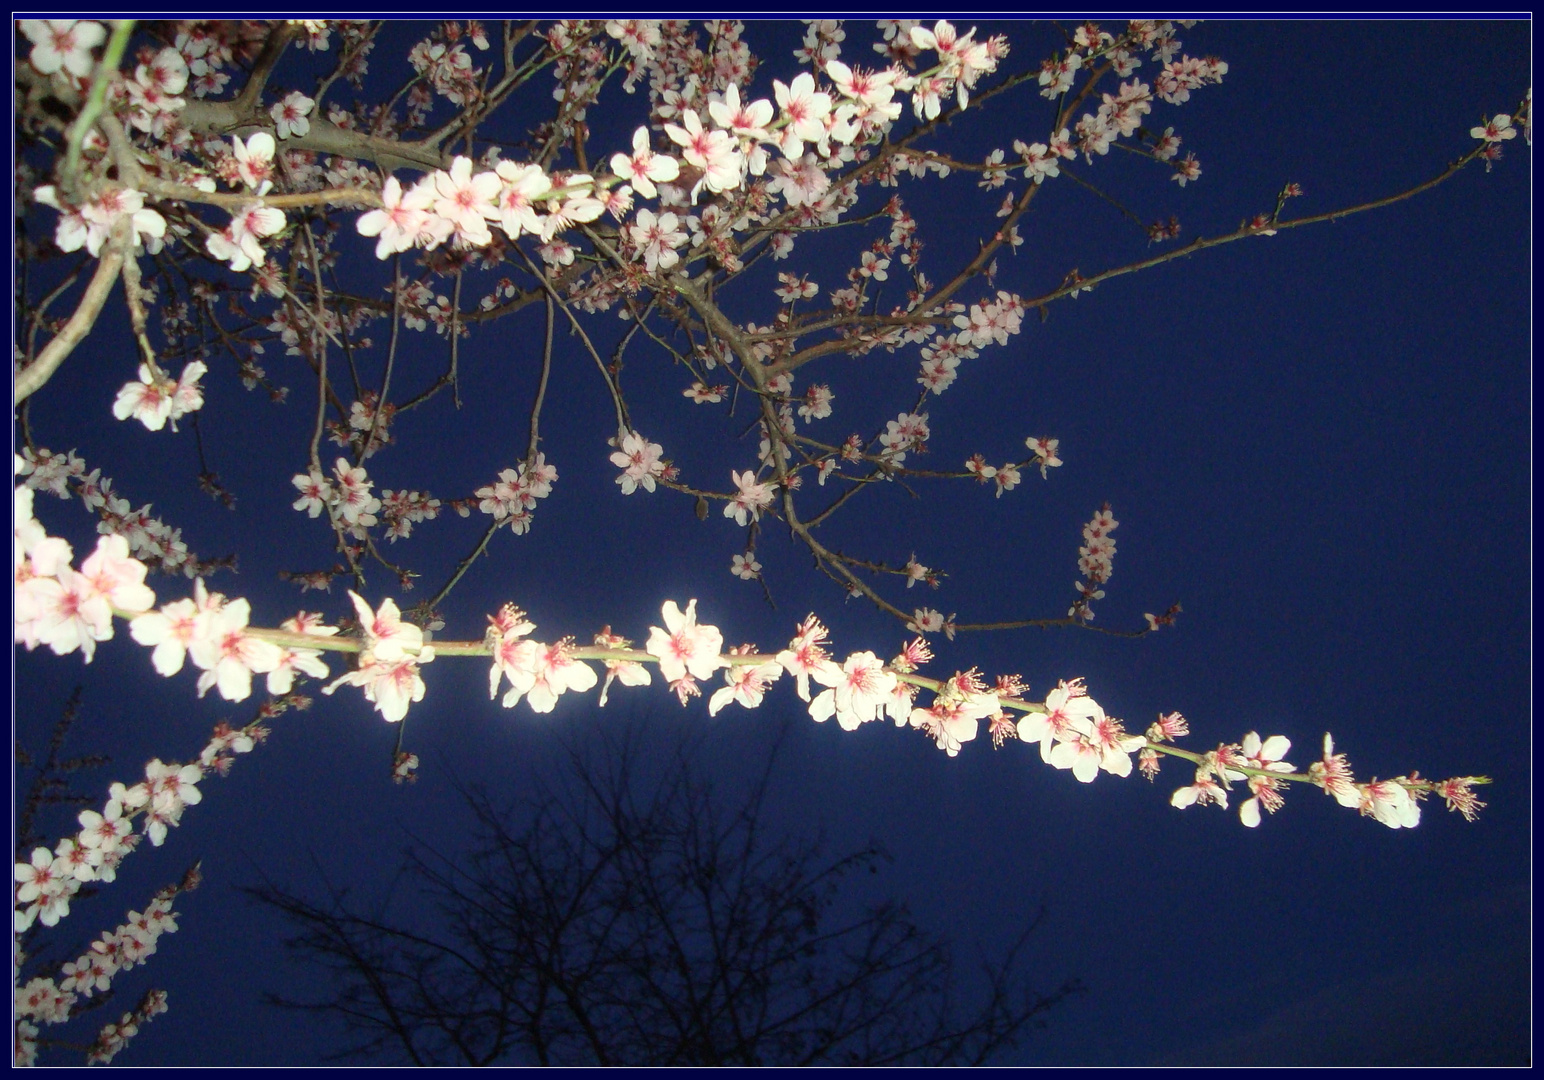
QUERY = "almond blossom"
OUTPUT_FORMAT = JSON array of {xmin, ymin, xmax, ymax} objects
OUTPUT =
[
  {"xmin": 724, "ymin": 470, "xmax": 774, "ymax": 526},
  {"xmin": 271, "ymin": 90, "xmax": 314, "ymax": 138},
  {"xmin": 34, "ymin": 185, "xmax": 167, "ymax": 257},
  {"xmin": 206, "ymin": 204, "xmax": 286, "ymax": 272},
  {"xmin": 331, "ymin": 458, "xmax": 381, "ymax": 529},
  {"xmin": 356, "ymin": 176, "xmax": 434, "ymax": 259},
  {"xmin": 808, "ymin": 651, "xmax": 897, "ymax": 731},
  {"xmin": 609, "ymin": 431, "xmax": 667, "ymax": 494},
  {"xmin": 731, "ymin": 553, "xmax": 761, "ymax": 580},
  {"xmin": 322, "ymin": 648, "xmax": 435, "ymax": 723},
  {"xmin": 230, "ymin": 132, "xmax": 277, "ymax": 194},
  {"xmin": 1047, "ymin": 710, "xmax": 1145, "ymax": 782},
  {"xmin": 128, "ymin": 580, "xmax": 219, "ymax": 676},
  {"xmin": 493, "ymin": 161, "xmax": 553, "ymax": 239},
  {"xmin": 772, "ymin": 73, "xmax": 833, "ymax": 159},
  {"xmin": 1236, "ymin": 732, "xmax": 1295, "ymax": 827},
  {"xmin": 1026, "ymin": 436, "xmax": 1062, "ymax": 478},
  {"xmin": 187, "ymin": 596, "xmax": 282, "ymax": 702},
  {"xmin": 266, "ymin": 611, "xmax": 336, "ymax": 695},
  {"xmin": 646, "ymin": 599, "xmax": 726, "ymax": 684},
  {"xmin": 485, "ymin": 603, "xmax": 538, "ymax": 705},
  {"xmin": 431, "ymin": 155, "xmax": 500, "ymax": 247},
  {"xmin": 347, "ymin": 591, "xmax": 423, "ymax": 662},
  {"xmin": 1357, "ymin": 779, "xmax": 1422, "ymax": 829},
  {"xmin": 909, "ymin": 675, "xmax": 995, "ymax": 756},
  {"xmin": 519, "ymin": 640, "xmax": 599, "ymax": 713},
  {"xmin": 1017, "ymin": 678, "xmax": 1104, "ymax": 765},
  {"xmin": 112, "ymin": 361, "xmax": 206, "ymax": 432},
  {"xmin": 610, "ymin": 125, "xmax": 681, "ymax": 199},
  {"xmin": 708, "ymin": 649, "xmax": 782, "ymax": 716},
  {"xmin": 593, "ymin": 625, "xmax": 651, "ymax": 707},
  {"xmin": 775, "ymin": 615, "xmax": 843, "ymax": 701},
  {"xmin": 628, "ymin": 209, "xmax": 687, "ymax": 272},
  {"xmin": 19, "ymin": 18, "xmax": 106, "ymax": 77},
  {"xmin": 663, "ymin": 108, "xmax": 744, "ymax": 201},
  {"xmin": 111, "ymin": 366, "xmax": 176, "ymax": 432}
]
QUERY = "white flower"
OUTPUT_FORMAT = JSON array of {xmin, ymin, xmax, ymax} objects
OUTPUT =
[
  {"xmin": 610, "ymin": 126, "xmax": 680, "ymax": 199},
  {"xmin": 609, "ymin": 431, "xmax": 666, "ymax": 494},
  {"xmin": 808, "ymin": 651, "xmax": 897, "ymax": 731},
  {"xmin": 731, "ymin": 553, "xmax": 761, "ymax": 580},
  {"xmin": 357, "ymin": 176, "xmax": 436, "ymax": 259},
  {"xmin": 112, "ymin": 365, "xmax": 176, "ymax": 431},
  {"xmin": 231, "ymin": 132, "xmax": 277, "ymax": 194},
  {"xmin": 347, "ymin": 591, "xmax": 424, "ymax": 662},
  {"xmin": 19, "ymin": 19, "xmax": 106, "ymax": 78},
  {"xmin": 323, "ymin": 652, "xmax": 434, "ymax": 723},
  {"xmin": 188, "ymin": 596, "xmax": 283, "ymax": 701},
  {"xmin": 271, "ymin": 91, "xmax": 314, "ymax": 139},
  {"xmin": 646, "ymin": 599, "xmax": 726, "ymax": 683},
  {"xmin": 709, "ymin": 654, "xmax": 782, "ymax": 716},
  {"xmin": 724, "ymin": 470, "xmax": 774, "ymax": 527}
]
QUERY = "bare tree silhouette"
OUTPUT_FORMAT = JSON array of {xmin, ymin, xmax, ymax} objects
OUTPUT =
[{"xmin": 247, "ymin": 722, "xmax": 1079, "ymax": 1065}]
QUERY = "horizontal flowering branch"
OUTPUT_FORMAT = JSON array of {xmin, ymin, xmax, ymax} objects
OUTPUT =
[{"xmin": 17, "ymin": 467, "xmax": 1488, "ymax": 834}]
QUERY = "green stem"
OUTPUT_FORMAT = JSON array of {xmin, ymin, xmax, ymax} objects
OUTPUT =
[{"xmin": 62, "ymin": 20, "xmax": 135, "ymax": 204}]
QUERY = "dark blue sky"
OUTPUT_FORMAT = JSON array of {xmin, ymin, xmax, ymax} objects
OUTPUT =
[{"xmin": 14, "ymin": 20, "xmax": 1530, "ymax": 1065}]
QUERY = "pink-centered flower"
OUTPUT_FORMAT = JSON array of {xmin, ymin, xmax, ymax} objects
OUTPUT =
[
  {"xmin": 357, "ymin": 177, "xmax": 435, "ymax": 259},
  {"xmin": 773, "ymin": 73, "xmax": 833, "ymax": 159},
  {"xmin": 1017, "ymin": 678, "xmax": 1102, "ymax": 765},
  {"xmin": 663, "ymin": 108, "xmax": 745, "ymax": 201},
  {"xmin": 610, "ymin": 126, "xmax": 680, "ymax": 199},
  {"xmin": 809, "ymin": 651, "xmax": 897, "ymax": 731},
  {"xmin": 522, "ymin": 640, "xmax": 599, "ymax": 713},
  {"xmin": 431, "ymin": 156, "xmax": 500, "ymax": 247},
  {"xmin": 709, "ymin": 650, "xmax": 782, "ymax": 716},
  {"xmin": 323, "ymin": 652, "xmax": 434, "ymax": 723},
  {"xmin": 19, "ymin": 19, "xmax": 106, "ymax": 78},
  {"xmin": 187, "ymin": 596, "xmax": 282, "ymax": 701},
  {"xmin": 347, "ymin": 591, "xmax": 423, "ymax": 662},
  {"xmin": 776, "ymin": 615, "xmax": 843, "ymax": 701},
  {"xmin": 724, "ymin": 470, "xmax": 774, "ymax": 526},
  {"xmin": 271, "ymin": 91, "xmax": 314, "ymax": 139},
  {"xmin": 1358, "ymin": 778, "xmax": 1422, "ymax": 829},
  {"xmin": 1236, "ymin": 732, "xmax": 1295, "ymax": 827},
  {"xmin": 610, "ymin": 431, "xmax": 667, "ymax": 494},
  {"xmin": 646, "ymin": 599, "xmax": 726, "ymax": 683},
  {"xmin": 493, "ymin": 161, "xmax": 552, "ymax": 239}
]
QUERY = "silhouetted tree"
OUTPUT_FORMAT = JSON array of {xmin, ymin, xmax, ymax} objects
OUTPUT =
[{"xmin": 247, "ymin": 726, "xmax": 1079, "ymax": 1065}]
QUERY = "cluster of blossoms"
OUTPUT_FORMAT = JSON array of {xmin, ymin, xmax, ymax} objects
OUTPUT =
[
  {"xmin": 87, "ymin": 990, "xmax": 171, "ymax": 1066},
  {"xmin": 321, "ymin": 592, "xmax": 434, "ymax": 723},
  {"xmin": 12, "ymin": 731, "xmax": 249, "ymax": 934},
  {"xmin": 111, "ymin": 361, "xmax": 207, "ymax": 432},
  {"xmin": 15, "ymin": 876, "xmax": 182, "ymax": 1066},
  {"xmin": 471, "ymin": 454, "xmax": 557, "ymax": 534},
  {"xmin": 1070, "ymin": 505, "xmax": 1118, "ymax": 621},
  {"xmin": 609, "ymin": 431, "xmax": 671, "ymax": 494},
  {"xmin": 32, "ymin": 184, "xmax": 167, "ymax": 258},
  {"xmin": 292, "ymin": 458, "xmax": 384, "ymax": 539},
  {"xmin": 377, "ymin": 488, "xmax": 442, "ymax": 542},
  {"xmin": 57, "ymin": 888, "xmax": 183, "ymax": 1001},
  {"xmin": 17, "ymin": 449, "xmax": 199, "ymax": 576},
  {"xmin": 15, "ymin": 486, "xmax": 157, "ymax": 664},
  {"xmin": 341, "ymin": 20, "xmax": 1011, "ymax": 274}
]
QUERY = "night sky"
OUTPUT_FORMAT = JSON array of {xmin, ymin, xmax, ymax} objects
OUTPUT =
[{"xmin": 13, "ymin": 20, "xmax": 1531, "ymax": 1066}]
